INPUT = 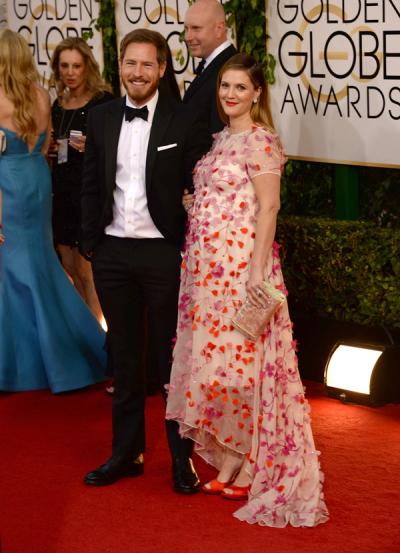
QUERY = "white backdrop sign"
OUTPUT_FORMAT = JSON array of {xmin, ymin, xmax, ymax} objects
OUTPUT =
[
  {"xmin": 7, "ymin": 0, "xmax": 104, "ymax": 86},
  {"xmin": 114, "ymin": 0, "xmax": 229, "ymax": 95},
  {"xmin": 266, "ymin": 0, "xmax": 400, "ymax": 168},
  {"xmin": 0, "ymin": 0, "xmax": 7, "ymax": 28}
]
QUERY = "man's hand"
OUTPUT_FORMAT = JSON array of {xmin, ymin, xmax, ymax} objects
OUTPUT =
[
  {"xmin": 182, "ymin": 188, "xmax": 194, "ymax": 212},
  {"xmin": 79, "ymin": 248, "xmax": 93, "ymax": 262}
]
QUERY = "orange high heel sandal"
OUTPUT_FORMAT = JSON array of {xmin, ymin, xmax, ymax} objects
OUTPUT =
[
  {"xmin": 202, "ymin": 479, "xmax": 231, "ymax": 495},
  {"xmin": 221, "ymin": 484, "xmax": 250, "ymax": 500}
]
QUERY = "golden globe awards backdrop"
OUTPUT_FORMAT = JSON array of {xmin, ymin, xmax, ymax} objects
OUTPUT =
[
  {"xmin": 266, "ymin": 1, "xmax": 400, "ymax": 168},
  {"xmin": 114, "ymin": 0, "xmax": 229, "ymax": 94},
  {"xmin": 0, "ymin": 0, "xmax": 7, "ymax": 28},
  {"xmin": 7, "ymin": 0, "xmax": 104, "ymax": 85}
]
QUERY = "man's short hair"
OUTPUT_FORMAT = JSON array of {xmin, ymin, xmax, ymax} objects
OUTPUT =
[{"xmin": 120, "ymin": 29, "xmax": 168, "ymax": 65}]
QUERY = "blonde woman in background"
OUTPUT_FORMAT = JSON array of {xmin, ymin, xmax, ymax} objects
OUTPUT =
[
  {"xmin": 0, "ymin": 29, "xmax": 106, "ymax": 392},
  {"xmin": 50, "ymin": 37, "xmax": 114, "ymax": 324}
]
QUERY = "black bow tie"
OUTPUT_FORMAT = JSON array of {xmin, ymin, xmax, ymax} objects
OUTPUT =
[
  {"xmin": 194, "ymin": 59, "xmax": 206, "ymax": 75},
  {"xmin": 125, "ymin": 105, "xmax": 149, "ymax": 122}
]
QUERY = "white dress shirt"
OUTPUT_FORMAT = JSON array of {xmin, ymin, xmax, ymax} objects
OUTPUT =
[
  {"xmin": 105, "ymin": 91, "xmax": 163, "ymax": 239},
  {"xmin": 203, "ymin": 41, "xmax": 232, "ymax": 71}
]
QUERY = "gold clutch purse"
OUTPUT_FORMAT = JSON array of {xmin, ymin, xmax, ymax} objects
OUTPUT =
[{"xmin": 232, "ymin": 281, "xmax": 286, "ymax": 341}]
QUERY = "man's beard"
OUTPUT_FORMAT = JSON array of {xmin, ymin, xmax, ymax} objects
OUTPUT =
[{"xmin": 123, "ymin": 77, "xmax": 160, "ymax": 104}]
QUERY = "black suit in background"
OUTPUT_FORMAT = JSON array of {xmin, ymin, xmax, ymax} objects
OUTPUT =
[
  {"xmin": 183, "ymin": 44, "xmax": 237, "ymax": 135},
  {"xmin": 81, "ymin": 93, "xmax": 211, "ymax": 468}
]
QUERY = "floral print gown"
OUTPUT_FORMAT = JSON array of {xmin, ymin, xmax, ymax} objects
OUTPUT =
[{"xmin": 166, "ymin": 126, "xmax": 329, "ymax": 527}]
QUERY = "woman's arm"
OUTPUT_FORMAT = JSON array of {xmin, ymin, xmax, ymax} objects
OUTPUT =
[
  {"xmin": 34, "ymin": 85, "xmax": 52, "ymax": 154},
  {"xmin": 0, "ymin": 190, "xmax": 4, "ymax": 245},
  {"xmin": 42, "ymin": 95, "xmax": 52, "ymax": 155},
  {"xmin": 246, "ymin": 172, "xmax": 281, "ymax": 306}
]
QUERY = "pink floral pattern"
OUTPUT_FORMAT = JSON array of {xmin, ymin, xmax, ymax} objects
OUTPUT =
[{"xmin": 166, "ymin": 127, "xmax": 329, "ymax": 527}]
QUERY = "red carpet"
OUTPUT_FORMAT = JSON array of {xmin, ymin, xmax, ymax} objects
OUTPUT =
[{"xmin": 1, "ymin": 382, "xmax": 399, "ymax": 553}]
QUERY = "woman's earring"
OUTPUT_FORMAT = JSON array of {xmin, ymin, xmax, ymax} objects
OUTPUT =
[{"xmin": 253, "ymin": 98, "xmax": 258, "ymax": 104}]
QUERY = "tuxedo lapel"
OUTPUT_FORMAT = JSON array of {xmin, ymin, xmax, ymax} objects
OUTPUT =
[
  {"xmin": 104, "ymin": 99, "xmax": 124, "ymax": 195},
  {"xmin": 145, "ymin": 94, "xmax": 173, "ymax": 194},
  {"xmin": 184, "ymin": 66, "xmax": 210, "ymax": 101}
]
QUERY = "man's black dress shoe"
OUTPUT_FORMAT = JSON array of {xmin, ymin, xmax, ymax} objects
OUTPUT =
[
  {"xmin": 84, "ymin": 454, "xmax": 144, "ymax": 486},
  {"xmin": 172, "ymin": 457, "xmax": 200, "ymax": 494}
]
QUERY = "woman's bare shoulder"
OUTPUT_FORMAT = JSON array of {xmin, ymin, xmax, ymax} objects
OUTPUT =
[
  {"xmin": 33, "ymin": 84, "xmax": 51, "ymax": 126},
  {"xmin": 0, "ymin": 86, "xmax": 12, "ymax": 118},
  {"xmin": 34, "ymin": 84, "xmax": 50, "ymax": 106},
  {"xmin": 31, "ymin": 84, "xmax": 50, "ymax": 116}
]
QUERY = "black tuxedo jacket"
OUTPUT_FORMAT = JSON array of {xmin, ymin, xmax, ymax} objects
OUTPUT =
[
  {"xmin": 80, "ymin": 93, "xmax": 211, "ymax": 254},
  {"xmin": 183, "ymin": 44, "xmax": 237, "ymax": 135}
]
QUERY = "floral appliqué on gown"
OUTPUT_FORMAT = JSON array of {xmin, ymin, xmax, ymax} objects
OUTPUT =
[{"xmin": 166, "ymin": 126, "xmax": 329, "ymax": 527}]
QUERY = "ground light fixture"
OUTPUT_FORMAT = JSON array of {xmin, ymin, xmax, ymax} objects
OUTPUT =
[{"xmin": 324, "ymin": 341, "xmax": 400, "ymax": 406}]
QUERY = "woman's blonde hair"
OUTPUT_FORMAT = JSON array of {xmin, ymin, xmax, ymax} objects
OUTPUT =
[
  {"xmin": 50, "ymin": 37, "xmax": 111, "ymax": 99},
  {"xmin": 0, "ymin": 29, "xmax": 40, "ymax": 142},
  {"xmin": 216, "ymin": 53, "xmax": 275, "ymax": 131}
]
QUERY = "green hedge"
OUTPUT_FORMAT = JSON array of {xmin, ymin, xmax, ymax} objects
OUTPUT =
[
  {"xmin": 277, "ymin": 216, "xmax": 400, "ymax": 328},
  {"xmin": 281, "ymin": 161, "xmax": 335, "ymax": 219},
  {"xmin": 95, "ymin": 0, "xmax": 119, "ymax": 94}
]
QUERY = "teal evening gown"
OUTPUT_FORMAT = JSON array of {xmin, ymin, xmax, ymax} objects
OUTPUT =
[{"xmin": 0, "ymin": 128, "xmax": 106, "ymax": 392}]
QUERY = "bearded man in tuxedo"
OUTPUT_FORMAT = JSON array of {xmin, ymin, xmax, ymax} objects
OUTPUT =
[{"xmin": 81, "ymin": 29, "xmax": 211, "ymax": 493}]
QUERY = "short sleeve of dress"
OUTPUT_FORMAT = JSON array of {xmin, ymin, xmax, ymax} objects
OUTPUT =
[{"xmin": 245, "ymin": 127, "xmax": 285, "ymax": 180}]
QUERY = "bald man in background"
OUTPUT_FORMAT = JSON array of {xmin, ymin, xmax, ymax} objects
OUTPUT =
[{"xmin": 183, "ymin": 0, "xmax": 236, "ymax": 135}]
